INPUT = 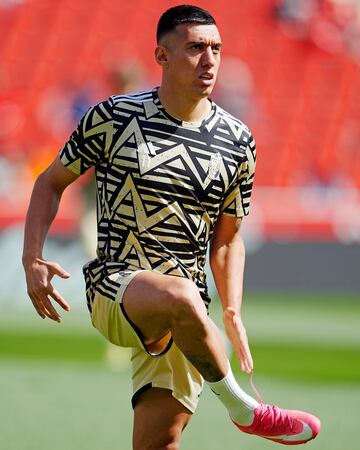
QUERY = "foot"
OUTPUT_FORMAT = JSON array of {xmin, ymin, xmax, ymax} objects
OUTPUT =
[{"xmin": 232, "ymin": 403, "xmax": 321, "ymax": 445}]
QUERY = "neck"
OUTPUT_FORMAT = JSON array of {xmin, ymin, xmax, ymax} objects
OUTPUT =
[{"xmin": 158, "ymin": 83, "xmax": 211, "ymax": 122}]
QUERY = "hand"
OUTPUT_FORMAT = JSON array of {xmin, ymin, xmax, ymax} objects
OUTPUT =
[
  {"xmin": 24, "ymin": 258, "xmax": 71, "ymax": 322},
  {"xmin": 223, "ymin": 307, "xmax": 253, "ymax": 373}
]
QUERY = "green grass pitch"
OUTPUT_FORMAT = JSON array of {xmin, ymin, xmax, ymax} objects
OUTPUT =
[{"xmin": 0, "ymin": 293, "xmax": 358, "ymax": 450}]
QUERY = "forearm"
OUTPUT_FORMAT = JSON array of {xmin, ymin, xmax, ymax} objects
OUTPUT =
[
  {"xmin": 210, "ymin": 235, "xmax": 253, "ymax": 372},
  {"xmin": 210, "ymin": 235, "xmax": 245, "ymax": 312},
  {"xmin": 22, "ymin": 172, "xmax": 62, "ymax": 265}
]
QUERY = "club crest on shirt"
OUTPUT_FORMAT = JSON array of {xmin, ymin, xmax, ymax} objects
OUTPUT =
[{"xmin": 208, "ymin": 152, "xmax": 222, "ymax": 180}]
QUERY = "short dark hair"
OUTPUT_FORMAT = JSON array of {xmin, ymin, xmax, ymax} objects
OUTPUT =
[{"xmin": 157, "ymin": 5, "xmax": 216, "ymax": 43}]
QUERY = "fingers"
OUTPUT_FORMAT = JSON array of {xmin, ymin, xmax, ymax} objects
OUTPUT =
[
  {"xmin": 41, "ymin": 295, "xmax": 62, "ymax": 322},
  {"xmin": 28, "ymin": 292, "xmax": 46, "ymax": 319},
  {"xmin": 27, "ymin": 282, "xmax": 69, "ymax": 322},
  {"xmin": 38, "ymin": 259, "xmax": 71, "ymax": 279},
  {"xmin": 223, "ymin": 307, "xmax": 254, "ymax": 373},
  {"xmin": 240, "ymin": 347, "xmax": 254, "ymax": 373},
  {"xmin": 236, "ymin": 331, "xmax": 253, "ymax": 373},
  {"xmin": 234, "ymin": 344, "xmax": 253, "ymax": 373},
  {"xmin": 49, "ymin": 287, "xmax": 71, "ymax": 312},
  {"xmin": 28, "ymin": 291, "xmax": 61, "ymax": 322},
  {"xmin": 237, "ymin": 342, "xmax": 253, "ymax": 374},
  {"xmin": 24, "ymin": 258, "xmax": 71, "ymax": 321}
]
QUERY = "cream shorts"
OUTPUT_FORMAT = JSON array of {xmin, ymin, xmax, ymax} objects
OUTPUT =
[{"xmin": 90, "ymin": 270, "xmax": 204, "ymax": 413}]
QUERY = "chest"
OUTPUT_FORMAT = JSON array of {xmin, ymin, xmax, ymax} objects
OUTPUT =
[{"xmin": 107, "ymin": 117, "xmax": 241, "ymax": 205}]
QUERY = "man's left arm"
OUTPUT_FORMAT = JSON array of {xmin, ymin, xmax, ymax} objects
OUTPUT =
[{"xmin": 209, "ymin": 213, "xmax": 253, "ymax": 373}]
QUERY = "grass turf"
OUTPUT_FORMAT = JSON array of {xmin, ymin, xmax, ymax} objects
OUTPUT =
[
  {"xmin": 0, "ymin": 360, "xmax": 357, "ymax": 450},
  {"xmin": 0, "ymin": 293, "xmax": 358, "ymax": 449},
  {"xmin": 1, "ymin": 330, "xmax": 359, "ymax": 384}
]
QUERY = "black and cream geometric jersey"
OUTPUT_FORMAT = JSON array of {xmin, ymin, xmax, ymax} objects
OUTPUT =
[{"xmin": 59, "ymin": 88, "xmax": 256, "ymax": 308}]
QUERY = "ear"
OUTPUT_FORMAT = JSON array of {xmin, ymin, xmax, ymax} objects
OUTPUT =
[{"xmin": 155, "ymin": 45, "xmax": 169, "ymax": 68}]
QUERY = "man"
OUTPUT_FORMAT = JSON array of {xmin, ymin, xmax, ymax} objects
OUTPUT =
[{"xmin": 23, "ymin": 5, "xmax": 320, "ymax": 449}]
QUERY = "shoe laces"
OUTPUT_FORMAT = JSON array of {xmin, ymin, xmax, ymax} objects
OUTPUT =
[
  {"xmin": 250, "ymin": 372, "xmax": 295, "ymax": 433},
  {"xmin": 250, "ymin": 371, "xmax": 263, "ymax": 403},
  {"xmin": 256, "ymin": 404, "xmax": 295, "ymax": 433}
]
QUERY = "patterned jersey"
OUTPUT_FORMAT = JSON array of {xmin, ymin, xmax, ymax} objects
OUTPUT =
[{"xmin": 59, "ymin": 88, "xmax": 256, "ymax": 308}]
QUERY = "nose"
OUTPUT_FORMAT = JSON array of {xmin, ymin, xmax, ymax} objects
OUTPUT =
[{"xmin": 201, "ymin": 46, "xmax": 216, "ymax": 67}]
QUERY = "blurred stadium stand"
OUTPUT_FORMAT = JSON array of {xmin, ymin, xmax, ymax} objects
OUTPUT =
[{"xmin": 0, "ymin": 0, "xmax": 359, "ymax": 245}]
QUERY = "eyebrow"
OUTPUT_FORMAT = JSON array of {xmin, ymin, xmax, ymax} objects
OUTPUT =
[{"xmin": 187, "ymin": 40, "xmax": 222, "ymax": 47}]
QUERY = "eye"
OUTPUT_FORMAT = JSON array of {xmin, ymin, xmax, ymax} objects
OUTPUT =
[
  {"xmin": 192, "ymin": 43, "xmax": 203, "ymax": 50},
  {"xmin": 212, "ymin": 44, "xmax": 222, "ymax": 54}
]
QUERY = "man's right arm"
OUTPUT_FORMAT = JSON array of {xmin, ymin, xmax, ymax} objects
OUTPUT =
[{"xmin": 22, "ymin": 155, "xmax": 79, "ymax": 322}]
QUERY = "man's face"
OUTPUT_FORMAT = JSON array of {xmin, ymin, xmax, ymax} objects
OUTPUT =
[{"xmin": 157, "ymin": 23, "xmax": 222, "ymax": 99}]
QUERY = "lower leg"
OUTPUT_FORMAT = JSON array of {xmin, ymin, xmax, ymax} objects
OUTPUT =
[
  {"xmin": 123, "ymin": 274, "xmax": 258, "ymax": 424},
  {"xmin": 125, "ymin": 273, "xmax": 320, "ymax": 445},
  {"xmin": 123, "ymin": 273, "xmax": 229, "ymax": 382},
  {"xmin": 176, "ymin": 310, "xmax": 321, "ymax": 445},
  {"xmin": 133, "ymin": 388, "xmax": 191, "ymax": 450},
  {"xmin": 171, "ymin": 311, "xmax": 228, "ymax": 382},
  {"xmin": 169, "ymin": 296, "xmax": 259, "ymax": 425}
]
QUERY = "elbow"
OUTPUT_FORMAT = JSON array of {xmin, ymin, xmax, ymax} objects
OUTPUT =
[
  {"xmin": 34, "ymin": 167, "xmax": 62, "ymax": 199},
  {"xmin": 35, "ymin": 167, "xmax": 51, "ymax": 186},
  {"xmin": 34, "ymin": 171, "xmax": 54, "ymax": 196}
]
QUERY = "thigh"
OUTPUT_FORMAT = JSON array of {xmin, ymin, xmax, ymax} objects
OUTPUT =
[
  {"xmin": 133, "ymin": 387, "xmax": 192, "ymax": 450},
  {"xmin": 122, "ymin": 271, "xmax": 203, "ymax": 346},
  {"xmin": 91, "ymin": 281, "xmax": 144, "ymax": 349}
]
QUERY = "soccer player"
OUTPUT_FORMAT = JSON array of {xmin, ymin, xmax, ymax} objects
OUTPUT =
[{"xmin": 23, "ymin": 5, "xmax": 320, "ymax": 449}]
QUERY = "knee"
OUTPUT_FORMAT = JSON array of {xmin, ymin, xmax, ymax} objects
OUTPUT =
[{"xmin": 165, "ymin": 278, "xmax": 207, "ymax": 328}]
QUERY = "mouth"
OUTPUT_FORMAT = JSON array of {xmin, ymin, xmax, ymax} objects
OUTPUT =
[{"xmin": 199, "ymin": 73, "xmax": 214, "ymax": 80}]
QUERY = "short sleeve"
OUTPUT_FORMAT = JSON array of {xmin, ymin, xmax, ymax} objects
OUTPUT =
[
  {"xmin": 220, "ymin": 134, "xmax": 256, "ymax": 217},
  {"xmin": 59, "ymin": 98, "xmax": 114, "ymax": 175}
]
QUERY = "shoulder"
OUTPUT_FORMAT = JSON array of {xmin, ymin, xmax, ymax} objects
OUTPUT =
[
  {"xmin": 79, "ymin": 97, "xmax": 115, "ymax": 130},
  {"xmin": 216, "ymin": 104, "xmax": 256, "ymax": 164},
  {"xmin": 110, "ymin": 89, "xmax": 154, "ymax": 111},
  {"xmin": 213, "ymin": 102, "xmax": 254, "ymax": 149},
  {"xmin": 82, "ymin": 89, "xmax": 154, "ymax": 122}
]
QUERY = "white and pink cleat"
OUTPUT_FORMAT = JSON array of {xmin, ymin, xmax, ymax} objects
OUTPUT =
[{"xmin": 233, "ymin": 403, "xmax": 321, "ymax": 445}]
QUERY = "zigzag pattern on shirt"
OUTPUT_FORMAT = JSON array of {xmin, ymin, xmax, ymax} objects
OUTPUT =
[
  {"xmin": 102, "ymin": 173, "xmax": 211, "ymax": 246},
  {"xmin": 59, "ymin": 88, "xmax": 256, "ymax": 308}
]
